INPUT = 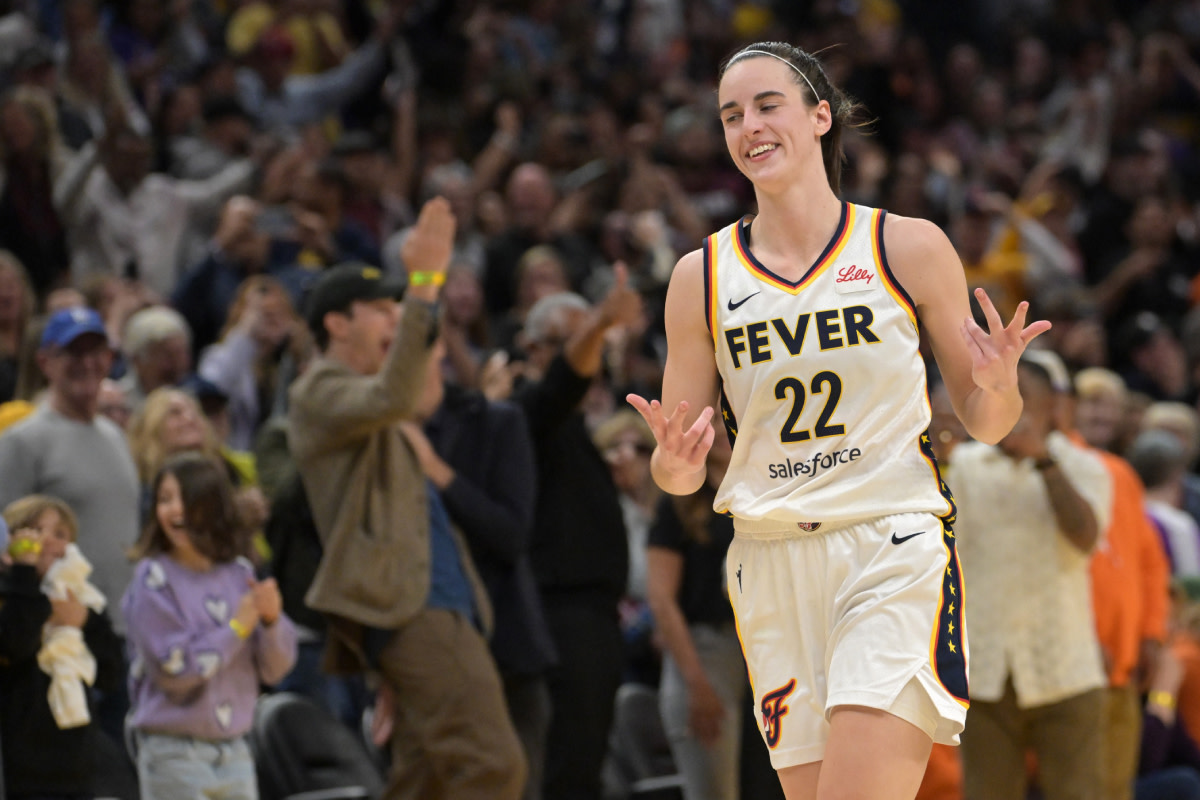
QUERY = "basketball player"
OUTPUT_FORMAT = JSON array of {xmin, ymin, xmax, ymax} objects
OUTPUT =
[{"xmin": 626, "ymin": 42, "xmax": 1050, "ymax": 800}]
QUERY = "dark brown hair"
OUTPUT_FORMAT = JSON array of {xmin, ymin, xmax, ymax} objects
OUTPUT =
[
  {"xmin": 130, "ymin": 452, "xmax": 249, "ymax": 563},
  {"xmin": 719, "ymin": 42, "xmax": 867, "ymax": 195}
]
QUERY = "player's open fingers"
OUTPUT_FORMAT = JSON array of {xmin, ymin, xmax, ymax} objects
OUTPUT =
[
  {"xmin": 627, "ymin": 394, "xmax": 668, "ymax": 441},
  {"xmin": 659, "ymin": 401, "xmax": 690, "ymax": 451},
  {"xmin": 680, "ymin": 406, "xmax": 715, "ymax": 455},
  {"xmin": 1020, "ymin": 319, "xmax": 1053, "ymax": 346},
  {"xmin": 1006, "ymin": 300, "xmax": 1030, "ymax": 335},
  {"xmin": 973, "ymin": 287, "xmax": 1005, "ymax": 335},
  {"xmin": 625, "ymin": 392, "xmax": 653, "ymax": 419},
  {"xmin": 683, "ymin": 405, "xmax": 715, "ymax": 440},
  {"xmin": 689, "ymin": 418, "xmax": 717, "ymax": 463},
  {"xmin": 961, "ymin": 318, "xmax": 991, "ymax": 358}
]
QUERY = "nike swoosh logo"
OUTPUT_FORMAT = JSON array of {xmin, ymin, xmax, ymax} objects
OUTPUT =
[
  {"xmin": 891, "ymin": 530, "xmax": 926, "ymax": 545},
  {"xmin": 727, "ymin": 291, "xmax": 760, "ymax": 311}
]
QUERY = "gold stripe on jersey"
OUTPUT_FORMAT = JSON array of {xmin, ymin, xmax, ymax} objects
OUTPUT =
[
  {"xmin": 873, "ymin": 209, "xmax": 919, "ymax": 332},
  {"xmin": 704, "ymin": 234, "xmax": 719, "ymax": 347},
  {"xmin": 928, "ymin": 519, "xmax": 970, "ymax": 706},
  {"xmin": 732, "ymin": 203, "xmax": 857, "ymax": 294}
]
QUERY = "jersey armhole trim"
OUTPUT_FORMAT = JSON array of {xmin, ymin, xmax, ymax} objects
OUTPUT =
[
  {"xmin": 873, "ymin": 209, "xmax": 920, "ymax": 333},
  {"xmin": 704, "ymin": 233, "xmax": 718, "ymax": 347}
]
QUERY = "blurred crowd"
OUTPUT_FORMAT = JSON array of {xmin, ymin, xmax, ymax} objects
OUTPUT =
[{"xmin": 1, "ymin": 0, "xmax": 1200, "ymax": 798}]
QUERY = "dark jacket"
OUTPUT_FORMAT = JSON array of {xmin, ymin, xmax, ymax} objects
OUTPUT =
[
  {"xmin": 427, "ymin": 385, "xmax": 556, "ymax": 676},
  {"xmin": 515, "ymin": 356, "xmax": 628, "ymax": 604},
  {"xmin": 0, "ymin": 563, "xmax": 123, "ymax": 797},
  {"xmin": 264, "ymin": 467, "xmax": 328, "ymax": 634}
]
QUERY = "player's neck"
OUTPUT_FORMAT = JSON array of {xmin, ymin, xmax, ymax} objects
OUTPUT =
[{"xmin": 750, "ymin": 185, "xmax": 844, "ymax": 264}]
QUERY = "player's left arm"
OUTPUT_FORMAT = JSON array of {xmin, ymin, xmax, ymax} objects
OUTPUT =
[{"xmin": 884, "ymin": 214, "xmax": 1050, "ymax": 445}]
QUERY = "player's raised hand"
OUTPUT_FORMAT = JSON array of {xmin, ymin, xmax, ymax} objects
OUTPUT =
[
  {"xmin": 626, "ymin": 396, "xmax": 715, "ymax": 481},
  {"xmin": 961, "ymin": 288, "xmax": 1051, "ymax": 396}
]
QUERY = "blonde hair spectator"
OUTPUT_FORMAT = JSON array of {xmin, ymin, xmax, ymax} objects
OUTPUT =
[
  {"xmin": 11, "ymin": 315, "xmax": 47, "ymax": 404},
  {"xmin": 1074, "ymin": 367, "xmax": 1129, "ymax": 451},
  {"xmin": 0, "ymin": 86, "xmax": 67, "ymax": 167},
  {"xmin": 0, "ymin": 251, "xmax": 36, "ymax": 359},
  {"xmin": 127, "ymin": 387, "xmax": 222, "ymax": 486},
  {"xmin": 2, "ymin": 494, "xmax": 79, "ymax": 541}
]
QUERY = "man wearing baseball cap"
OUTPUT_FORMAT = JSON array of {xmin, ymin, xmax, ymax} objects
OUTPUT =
[
  {"xmin": 289, "ymin": 198, "xmax": 525, "ymax": 799},
  {"xmin": 0, "ymin": 306, "xmax": 141, "ymax": 745}
]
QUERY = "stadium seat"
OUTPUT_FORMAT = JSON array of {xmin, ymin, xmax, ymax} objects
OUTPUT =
[
  {"xmin": 250, "ymin": 692, "xmax": 385, "ymax": 800},
  {"xmin": 602, "ymin": 683, "xmax": 683, "ymax": 800}
]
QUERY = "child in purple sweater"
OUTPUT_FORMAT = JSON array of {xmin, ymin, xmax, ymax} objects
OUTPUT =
[{"xmin": 122, "ymin": 453, "xmax": 297, "ymax": 800}]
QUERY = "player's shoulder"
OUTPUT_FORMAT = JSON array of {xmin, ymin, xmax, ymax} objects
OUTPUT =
[
  {"xmin": 879, "ymin": 213, "xmax": 955, "ymax": 264},
  {"xmin": 667, "ymin": 247, "xmax": 706, "ymax": 288},
  {"xmin": 676, "ymin": 247, "xmax": 706, "ymax": 270}
]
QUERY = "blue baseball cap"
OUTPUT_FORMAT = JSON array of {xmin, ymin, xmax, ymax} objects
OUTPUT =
[{"xmin": 41, "ymin": 307, "xmax": 108, "ymax": 348}]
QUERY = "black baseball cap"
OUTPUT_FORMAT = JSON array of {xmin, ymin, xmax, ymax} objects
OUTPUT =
[{"xmin": 304, "ymin": 263, "xmax": 407, "ymax": 336}]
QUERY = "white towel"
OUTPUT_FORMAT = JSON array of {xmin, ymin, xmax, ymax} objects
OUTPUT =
[
  {"xmin": 37, "ymin": 544, "xmax": 106, "ymax": 729},
  {"xmin": 37, "ymin": 626, "xmax": 97, "ymax": 728},
  {"xmin": 41, "ymin": 544, "xmax": 106, "ymax": 612}
]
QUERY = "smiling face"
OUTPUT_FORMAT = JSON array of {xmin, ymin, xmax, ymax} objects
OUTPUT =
[
  {"xmin": 717, "ymin": 55, "xmax": 830, "ymax": 192},
  {"xmin": 159, "ymin": 391, "xmax": 208, "ymax": 454},
  {"xmin": 31, "ymin": 507, "xmax": 75, "ymax": 575},
  {"xmin": 326, "ymin": 298, "xmax": 401, "ymax": 376},
  {"xmin": 155, "ymin": 471, "xmax": 207, "ymax": 567},
  {"xmin": 39, "ymin": 333, "xmax": 113, "ymax": 421}
]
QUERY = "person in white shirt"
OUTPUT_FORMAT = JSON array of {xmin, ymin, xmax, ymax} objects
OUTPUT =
[
  {"xmin": 952, "ymin": 356, "xmax": 1111, "ymax": 800},
  {"xmin": 56, "ymin": 126, "xmax": 256, "ymax": 298}
]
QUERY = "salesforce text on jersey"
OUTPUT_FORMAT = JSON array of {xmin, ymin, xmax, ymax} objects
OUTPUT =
[{"xmin": 768, "ymin": 447, "xmax": 863, "ymax": 480}]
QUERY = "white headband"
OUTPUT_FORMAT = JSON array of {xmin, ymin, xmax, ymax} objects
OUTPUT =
[{"xmin": 733, "ymin": 50, "xmax": 821, "ymax": 103}]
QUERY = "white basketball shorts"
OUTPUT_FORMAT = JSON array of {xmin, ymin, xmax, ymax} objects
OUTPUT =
[{"xmin": 726, "ymin": 511, "xmax": 968, "ymax": 769}]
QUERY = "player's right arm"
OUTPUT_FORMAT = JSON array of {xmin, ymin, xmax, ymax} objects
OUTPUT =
[{"xmin": 627, "ymin": 249, "xmax": 719, "ymax": 496}]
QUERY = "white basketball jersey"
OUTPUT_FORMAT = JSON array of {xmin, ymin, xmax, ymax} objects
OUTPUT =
[{"xmin": 706, "ymin": 203, "xmax": 954, "ymax": 525}]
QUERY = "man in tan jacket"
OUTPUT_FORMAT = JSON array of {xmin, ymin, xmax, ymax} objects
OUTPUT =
[{"xmin": 288, "ymin": 198, "xmax": 525, "ymax": 799}]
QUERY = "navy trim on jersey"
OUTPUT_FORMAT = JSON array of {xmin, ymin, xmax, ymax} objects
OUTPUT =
[
  {"xmin": 934, "ymin": 522, "xmax": 970, "ymax": 703},
  {"xmin": 702, "ymin": 235, "xmax": 714, "ymax": 335},
  {"xmin": 719, "ymin": 384, "xmax": 738, "ymax": 448},
  {"xmin": 875, "ymin": 210, "xmax": 919, "ymax": 324},
  {"xmin": 735, "ymin": 201, "xmax": 849, "ymax": 289}
]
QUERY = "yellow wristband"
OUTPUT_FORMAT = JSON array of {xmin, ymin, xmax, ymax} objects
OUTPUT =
[
  {"xmin": 408, "ymin": 271, "xmax": 446, "ymax": 287},
  {"xmin": 7, "ymin": 538, "xmax": 41, "ymax": 559},
  {"xmin": 1149, "ymin": 690, "xmax": 1176, "ymax": 710},
  {"xmin": 229, "ymin": 618, "xmax": 252, "ymax": 640}
]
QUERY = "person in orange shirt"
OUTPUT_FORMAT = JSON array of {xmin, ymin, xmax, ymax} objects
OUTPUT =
[
  {"xmin": 915, "ymin": 743, "xmax": 965, "ymax": 800},
  {"xmin": 1169, "ymin": 585, "xmax": 1200, "ymax": 746},
  {"xmin": 1028, "ymin": 349, "xmax": 1172, "ymax": 800}
]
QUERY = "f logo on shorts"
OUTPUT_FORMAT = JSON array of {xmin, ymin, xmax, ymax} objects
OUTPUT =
[{"xmin": 761, "ymin": 678, "xmax": 796, "ymax": 748}]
